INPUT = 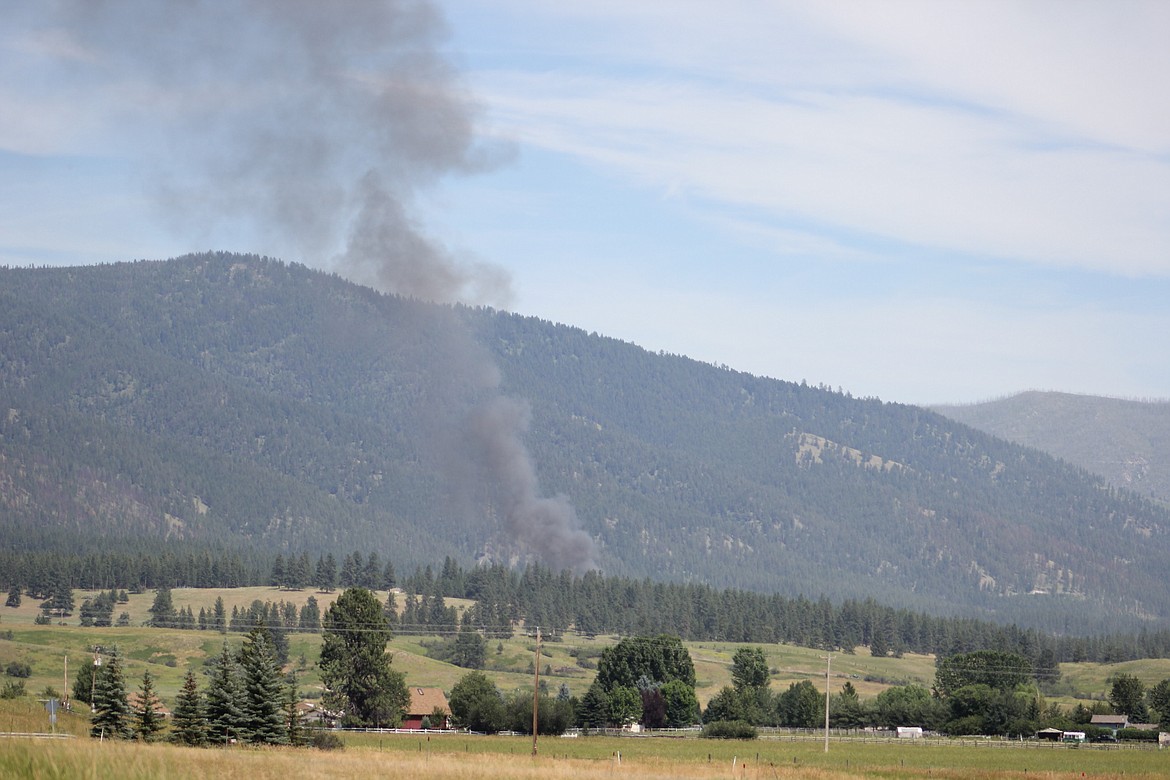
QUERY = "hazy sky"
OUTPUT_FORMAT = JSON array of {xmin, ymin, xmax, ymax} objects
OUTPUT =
[{"xmin": 3, "ymin": 1, "xmax": 1168, "ymax": 405}]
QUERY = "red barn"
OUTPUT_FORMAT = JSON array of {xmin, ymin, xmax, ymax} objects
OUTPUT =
[{"xmin": 402, "ymin": 687, "xmax": 450, "ymax": 730}]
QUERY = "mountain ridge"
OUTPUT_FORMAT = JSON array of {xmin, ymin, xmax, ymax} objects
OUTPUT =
[
  {"xmin": 934, "ymin": 391, "xmax": 1170, "ymax": 505},
  {"xmin": 2, "ymin": 253, "xmax": 1168, "ymax": 633}
]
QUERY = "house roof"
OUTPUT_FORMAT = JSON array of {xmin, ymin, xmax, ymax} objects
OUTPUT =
[
  {"xmin": 1090, "ymin": 714, "xmax": 1129, "ymax": 726},
  {"xmin": 408, "ymin": 687, "xmax": 450, "ymax": 716}
]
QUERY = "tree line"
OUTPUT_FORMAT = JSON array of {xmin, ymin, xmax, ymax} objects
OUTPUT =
[
  {"xmin": 700, "ymin": 648, "xmax": 1170, "ymax": 739},
  {"xmin": 8, "ymin": 552, "xmax": 1170, "ymax": 670},
  {"xmin": 44, "ymin": 587, "xmax": 1170, "ymax": 745}
]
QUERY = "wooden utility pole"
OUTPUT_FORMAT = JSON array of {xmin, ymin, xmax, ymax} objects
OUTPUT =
[
  {"xmin": 531, "ymin": 626, "xmax": 541, "ymax": 756},
  {"xmin": 822, "ymin": 654, "xmax": 832, "ymax": 753}
]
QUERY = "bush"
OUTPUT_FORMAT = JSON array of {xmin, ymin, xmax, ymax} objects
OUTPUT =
[
  {"xmin": 1117, "ymin": 727, "xmax": 1159, "ymax": 742},
  {"xmin": 701, "ymin": 720, "xmax": 758, "ymax": 740},
  {"xmin": 5, "ymin": 661, "xmax": 32, "ymax": 678},
  {"xmin": 1, "ymin": 680, "xmax": 26, "ymax": 699},
  {"xmin": 308, "ymin": 730, "xmax": 344, "ymax": 751}
]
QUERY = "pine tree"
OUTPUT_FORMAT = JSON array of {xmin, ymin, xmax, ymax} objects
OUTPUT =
[
  {"xmin": 170, "ymin": 670, "xmax": 208, "ymax": 746},
  {"xmin": 49, "ymin": 577, "xmax": 74, "ymax": 618},
  {"xmin": 339, "ymin": 552, "xmax": 357, "ymax": 588},
  {"xmin": 213, "ymin": 596, "xmax": 227, "ymax": 633},
  {"xmin": 320, "ymin": 587, "xmax": 408, "ymax": 727},
  {"xmin": 289, "ymin": 552, "xmax": 311, "ymax": 590},
  {"xmin": 314, "ymin": 553, "xmax": 337, "ymax": 592},
  {"xmin": 90, "ymin": 646, "xmax": 133, "ymax": 739},
  {"xmin": 72, "ymin": 659, "xmax": 96, "ymax": 705},
  {"xmin": 148, "ymin": 587, "xmax": 176, "ymax": 628},
  {"xmin": 133, "ymin": 670, "xmax": 165, "ymax": 742},
  {"xmin": 270, "ymin": 554, "xmax": 286, "ymax": 589},
  {"xmin": 362, "ymin": 553, "xmax": 381, "ymax": 590},
  {"xmin": 205, "ymin": 642, "xmax": 246, "ymax": 745},
  {"xmin": 239, "ymin": 628, "xmax": 287, "ymax": 745},
  {"xmin": 298, "ymin": 596, "xmax": 321, "ymax": 632},
  {"xmin": 284, "ymin": 682, "xmax": 304, "ymax": 746},
  {"xmin": 5, "ymin": 584, "xmax": 21, "ymax": 608}
]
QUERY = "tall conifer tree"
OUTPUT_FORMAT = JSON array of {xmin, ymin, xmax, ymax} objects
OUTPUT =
[
  {"xmin": 205, "ymin": 642, "xmax": 246, "ymax": 745},
  {"xmin": 239, "ymin": 628, "xmax": 287, "ymax": 745},
  {"xmin": 133, "ymin": 669, "xmax": 165, "ymax": 742},
  {"xmin": 90, "ymin": 646, "xmax": 133, "ymax": 739},
  {"xmin": 170, "ymin": 670, "xmax": 208, "ymax": 746}
]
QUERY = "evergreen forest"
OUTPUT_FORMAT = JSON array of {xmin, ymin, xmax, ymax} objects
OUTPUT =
[{"xmin": 3, "ymin": 253, "xmax": 1170, "ymax": 635}]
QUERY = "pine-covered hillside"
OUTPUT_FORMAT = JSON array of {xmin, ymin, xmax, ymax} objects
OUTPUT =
[
  {"xmin": 934, "ymin": 391, "xmax": 1170, "ymax": 505},
  {"xmin": 2, "ymin": 254, "xmax": 1169, "ymax": 632}
]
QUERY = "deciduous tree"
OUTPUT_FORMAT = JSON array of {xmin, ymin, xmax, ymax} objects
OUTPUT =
[{"xmin": 448, "ymin": 671, "xmax": 505, "ymax": 733}]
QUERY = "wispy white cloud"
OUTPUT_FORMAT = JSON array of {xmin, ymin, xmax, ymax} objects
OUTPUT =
[{"xmin": 462, "ymin": 1, "xmax": 1170, "ymax": 277}]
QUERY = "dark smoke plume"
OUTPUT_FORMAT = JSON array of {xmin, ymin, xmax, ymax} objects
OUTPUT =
[{"xmin": 42, "ymin": 0, "xmax": 596, "ymax": 572}]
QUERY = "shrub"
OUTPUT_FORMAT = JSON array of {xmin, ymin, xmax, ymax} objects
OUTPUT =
[
  {"xmin": 1117, "ymin": 727, "xmax": 1159, "ymax": 742},
  {"xmin": 5, "ymin": 661, "xmax": 32, "ymax": 678},
  {"xmin": 308, "ymin": 730, "xmax": 344, "ymax": 751},
  {"xmin": 1, "ymin": 680, "xmax": 26, "ymax": 699},
  {"xmin": 701, "ymin": 720, "xmax": 758, "ymax": 740}
]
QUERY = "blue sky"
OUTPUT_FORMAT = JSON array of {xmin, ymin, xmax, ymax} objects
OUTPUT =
[{"xmin": 3, "ymin": 1, "xmax": 1168, "ymax": 405}]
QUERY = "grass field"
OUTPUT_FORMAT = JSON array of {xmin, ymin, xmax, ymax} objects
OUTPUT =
[
  {"xmin": 4, "ymin": 586, "xmax": 935, "ymax": 708},
  {"xmin": 4, "ymin": 586, "xmax": 1170, "ymax": 715},
  {"xmin": 1, "ymin": 729, "xmax": 1167, "ymax": 780}
]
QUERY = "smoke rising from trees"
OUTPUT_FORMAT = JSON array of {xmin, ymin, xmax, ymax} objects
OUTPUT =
[{"xmin": 39, "ymin": 0, "xmax": 596, "ymax": 572}]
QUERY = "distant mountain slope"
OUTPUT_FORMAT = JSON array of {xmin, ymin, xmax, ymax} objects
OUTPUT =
[
  {"xmin": 934, "ymin": 392, "xmax": 1170, "ymax": 504},
  {"xmin": 3, "ymin": 254, "xmax": 1170, "ymax": 632}
]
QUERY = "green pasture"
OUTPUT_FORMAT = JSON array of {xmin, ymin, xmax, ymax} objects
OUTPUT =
[{"xmin": 344, "ymin": 730, "xmax": 1170, "ymax": 777}]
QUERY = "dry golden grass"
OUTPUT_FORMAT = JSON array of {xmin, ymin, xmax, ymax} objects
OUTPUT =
[{"xmin": 0, "ymin": 737, "xmax": 1162, "ymax": 780}]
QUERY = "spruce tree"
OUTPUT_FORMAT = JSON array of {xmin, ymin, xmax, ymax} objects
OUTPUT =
[
  {"xmin": 170, "ymin": 670, "xmax": 208, "ymax": 746},
  {"xmin": 90, "ymin": 646, "xmax": 133, "ymax": 739},
  {"xmin": 133, "ymin": 669, "xmax": 165, "ymax": 742},
  {"xmin": 205, "ymin": 642, "xmax": 246, "ymax": 745},
  {"xmin": 239, "ymin": 628, "xmax": 287, "ymax": 745},
  {"xmin": 5, "ymin": 584, "xmax": 21, "ymax": 608}
]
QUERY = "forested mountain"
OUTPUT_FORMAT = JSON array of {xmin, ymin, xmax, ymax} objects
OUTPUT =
[
  {"xmin": 934, "ymin": 392, "xmax": 1170, "ymax": 505},
  {"xmin": 3, "ymin": 254, "xmax": 1169, "ymax": 633}
]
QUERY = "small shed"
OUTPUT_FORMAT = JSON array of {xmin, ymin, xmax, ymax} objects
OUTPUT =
[
  {"xmin": 896, "ymin": 726, "xmax": 923, "ymax": 739},
  {"xmin": 1036, "ymin": 727, "xmax": 1063, "ymax": 742}
]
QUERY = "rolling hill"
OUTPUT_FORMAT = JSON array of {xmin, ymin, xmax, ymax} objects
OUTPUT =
[
  {"xmin": 3, "ymin": 253, "xmax": 1169, "ymax": 632},
  {"xmin": 934, "ymin": 391, "xmax": 1170, "ymax": 505}
]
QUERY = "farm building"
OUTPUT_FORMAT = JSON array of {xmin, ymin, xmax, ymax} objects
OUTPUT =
[{"xmin": 403, "ymin": 687, "xmax": 451, "ymax": 730}]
